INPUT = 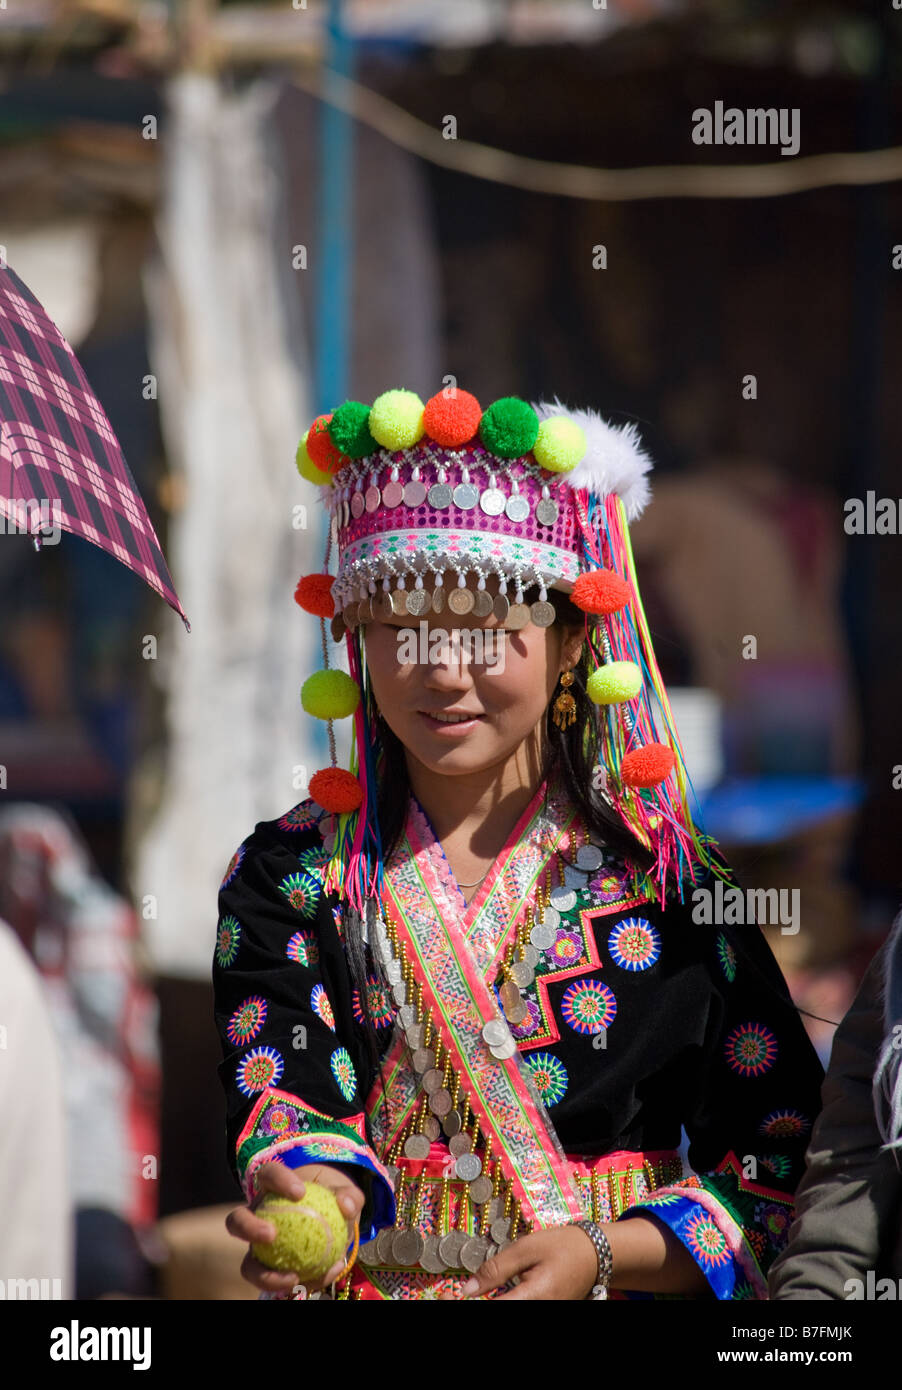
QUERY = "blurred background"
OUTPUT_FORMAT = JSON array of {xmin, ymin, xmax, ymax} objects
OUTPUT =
[{"xmin": 0, "ymin": 0, "xmax": 900, "ymax": 1299}]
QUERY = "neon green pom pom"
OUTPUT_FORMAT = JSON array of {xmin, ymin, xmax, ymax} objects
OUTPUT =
[
  {"xmin": 587, "ymin": 661, "xmax": 643, "ymax": 705},
  {"xmin": 329, "ymin": 401, "xmax": 377, "ymax": 459},
  {"xmin": 369, "ymin": 389, "xmax": 425, "ymax": 450},
  {"xmin": 534, "ymin": 417, "xmax": 587, "ymax": 473},
  {"xmin": 301, "ymin": 669, "xmax": 361, "ymax": 720},
  {"xmin": 251, "ymin": 1187, "xmax": 348, "ymax": 1281},
  {"xmin": 479, "ymin": 397, "xmax": 539, "ymax": 459},
  {"xmin": 296, "ymin": 431, "xmax": 334, "ymax": 485}
]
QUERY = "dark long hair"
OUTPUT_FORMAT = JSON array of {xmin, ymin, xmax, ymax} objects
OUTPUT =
[{"xmin": 345, "ymin": 589, "xmax": 661, "ymax": 1060}]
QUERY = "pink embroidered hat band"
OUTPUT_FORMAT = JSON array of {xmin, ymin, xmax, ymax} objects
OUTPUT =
[{"xmin": 292, "ymin": 387, "xmax": 715, "ymax": 909}]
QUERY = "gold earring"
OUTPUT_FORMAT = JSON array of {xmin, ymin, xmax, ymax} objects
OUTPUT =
[{"xmin": 551, "ymin": 668, "xmax": 577, "ymax": 729}]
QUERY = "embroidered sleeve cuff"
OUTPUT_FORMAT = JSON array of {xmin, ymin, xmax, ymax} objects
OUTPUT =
[
  {"xmin": 617, "ymin": 1192, "xmax": 744, "ymax": 1299},
  {"xmin": 236, "ymin": 1088, "xmax": 396, "ymax": 1241}
]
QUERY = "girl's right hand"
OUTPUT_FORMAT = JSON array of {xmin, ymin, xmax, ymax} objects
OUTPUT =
[{"xmin": 225, "ymin": 1160, "xmax": 366, "ymax": 1296}]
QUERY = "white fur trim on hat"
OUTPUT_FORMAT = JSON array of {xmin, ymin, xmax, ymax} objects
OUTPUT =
[{"xmin": 532, "ymin": 398, "xmax": 653, "ymax": 522}]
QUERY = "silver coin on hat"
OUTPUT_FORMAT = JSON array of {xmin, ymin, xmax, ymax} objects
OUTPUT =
[
  {"xmin": 358, "ymin": 1236, "xmax": 381, "ymax": 1267},
  {"xmin": 448, "ymin": 1131, "xmax": 471, "ymax": 1157},
  {"xmin": 490, "ymin": 1217, "xmax": 511, "ymax": 1244},
  {"xmin": 411, "ymin": 1047, "xmax": 435, "ymax": 1073},
  {"xmin": 490, "ymin": 1036, "xmax": 519, "ymax": 1061},
  {"xmin": 550, "ymin": 886, "xmax": 577, "ymax": 912},
  {"xmin": 385, "ymin": 959, "xmax": 403, "ymax": 984},
  {"xmin": 393, "ymin": 1229, "xmax": 425, "ymax": 1266},
  {"xmin": 472, "ymin": 589, "xmax": 494, "ymax": 618},
  {"xmin": 365, "ymin": 485, "xmax": 381, "ymax": 512},
  {"xmin": 448, "ymin": 587, "xmax": 475, "ymax": 615},
  {"xmin": 403, "ymin": 1133, "xmax": 431, "ymax": 1161},
  {"xmin": 505, "ymin": 603, "xmax": 531, "ymax": 629},
  {"xmin": 530, "ymin": 600, "xmax": 556, "ymax": 627},
  {"xmin": 423, "ymin": 1115, "xmax": 442, "ymax": 1142},
  {"xmin": 427, "ymin": 482, "xmax": 453, "ymax": 508},
  {"xmin": 419, "ymin": 1235, "xmax": 446, "ymax": 1274},
  {"xmin": 538, "ymin": 903, "xmax": 561, "ymax": 933},
  {"xmin": 530, "ymin": 922, "xmax": 557, "ymax": 951},
  {"xmin": 454, "ymin": 1152, "xmax": 482, "ymax": 1182},
  {"xmin": 505, "ymin": 494, "xmax": 530, "ymax": 523},
  {"xmin": 576, "ymin": 844, "xmax": 604, "ymax": 872},
  {"xmin": 422, "ymin": 1067, "xmax": 444, "ymax": 1095},
  {"xmin": 405, "ymin": 588, "xmax": 430, "ymax": 616},
  {"xmin": 453, "ymin": 482, "xmax": 479, "ymax": 509},
  {"xmin": 405, "ymin": 1023, "xmax": 425, "ymax": 1049},
  {"xmin": 403, "ymin": 478, "xmax": 427, "ymax": 507},
  {"xmin": 429, "ymin": 1089, "xmax": 453, "ymax": 1118},
  {"xmin": 535, "ymin": 497, "xmax": 559, "ymax": 526},
  {"xmin": 498, "ymin": 981, "xmax": 521, "ymax": 1013},
  {"xmin": 438, "ymin": 1231, "xmax": 465, "ymax": 1269},
  {"xmin": 350, "ymin": 490, "xmax": 366, "ymax": 519},
  {"xmin": 480, "ymin": 487, "xmax": 506, "ymax": 516},
  {"xmin": 391, "ymin": 981, "xmax": 407, "ymax": 1007},
  {"xmin": 375, "ymin": 1229, "xmax": 397, "ymax": 1265},
  {"xmin": 504, "ymin": 1000, "xmax": 529, "ymax": 1026},
  {"xmin": 563, "ymin": 865, "xmax": 589, "ymax": 891},
  {"xmin": 481, "ymin": 1018, "xmax": 509, "ymax": 1047},
  {"xmin": 492, "ymin": 593, "xmax": 510, "ymax": 621},
  {"xmin": 398, "ymin": 1004, "xmax": 416, "ymax": 1030},
  {"xmin": 390, "ymin": 589, "xmax": 408, "ymax": 615},
  {"xmin": 431, "ymin": 586, "xmax": 446, "ymax": 612},
  {"xmin": 373, "ymin": 591, "xmax": 394, "ymax": 621},
  {"xmin": 382, "ymin": 479, "xmax": 404, "ymax": 507}
]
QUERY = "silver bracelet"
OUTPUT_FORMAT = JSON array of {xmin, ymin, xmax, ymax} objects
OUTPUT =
[{"xmin": 573, "ymin": 1219, "xmax": 614, "ymax": 1300}]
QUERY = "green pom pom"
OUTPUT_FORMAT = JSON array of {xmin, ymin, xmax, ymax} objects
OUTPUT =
[
  {"xmin": 296, "ymin": 430, "xmax": 333, "ymax": 485},
  {"xmin": 252, "ymin": 1188, "xmax": 348, "ymax": 1281},
  {"xmin": 301, "ymin": 669, "xmax": 361, "ymax": 720},
  {"xmin": 479, "ymin": 397, "xmax": 539, "ymax": 459},
  {"xmin": 329, "ymin": 401, "xmax": 377, "ymax": 459},
  {"xmin": 534, "ymin": 417, "xmax": 587, "ymax": 472},
  {"xmin": 369, "ymin": 389, "xmax": 425, "ymax": 450},
  {"xmin": 587, "ymin": 661, "xmax": 643, "ymax": 705}
]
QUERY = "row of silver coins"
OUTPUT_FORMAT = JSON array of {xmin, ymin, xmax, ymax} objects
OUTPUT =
[
  {"xmin": 333, "ymin": 479, "xmax": 561, "ymax": 530},
  {"xmin": 332, "ymin": 589, "xmax": 557, "ymax": 633}
]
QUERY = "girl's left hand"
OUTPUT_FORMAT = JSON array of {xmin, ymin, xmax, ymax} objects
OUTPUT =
[{"xmin": 439, "ymin": 1226, "xmax": 600, "ymax": 1300}]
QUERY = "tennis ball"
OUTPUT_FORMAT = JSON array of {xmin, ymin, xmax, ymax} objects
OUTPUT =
[{"xmin": 252, "ymin": 1186, "xmax": 350, "ymax": 1280}]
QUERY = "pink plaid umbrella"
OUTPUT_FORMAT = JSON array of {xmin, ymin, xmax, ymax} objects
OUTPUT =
[{"xmin": 0, "ymin": 262, "xmax": 189, "ymax": 630}]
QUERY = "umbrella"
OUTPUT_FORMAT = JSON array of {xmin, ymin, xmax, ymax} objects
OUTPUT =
[{"xmin": 0, "ymin": 261, "xmax": 189, "ymax": 630}]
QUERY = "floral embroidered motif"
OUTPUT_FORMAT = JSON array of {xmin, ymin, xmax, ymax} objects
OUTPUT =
[
  {"xmin": 524, "ymin": 1051, "xmax": 569, "ymax": 1106},
  {"xmin": 286, "ymin": 929, "xmax": 319, "ymax": 967},
  {"xmin": 546, "ymin": 929, "xmax": 585, "ymax": 970},
  {"xmin": 236, "ymin": 1045, "xmax": 284, "ymax": 1096},
  {"xmin": 607, "ymin": 917, "xmax": 661, "ymax": 972},
  {"xmin": 757, "ymin": 1108, "xmax": 810, "ymax": 1139},
  {"xmin": 215, "ymin": 915, "xmax": 241, "ymax": 967},
  {"xmin": 311, "ymin": 982, "xmax": 336, "ymax": 1031},
  {"xmin": 716, "ymin": 932, "xmax": 737, "ymax": 983},
  {"xmin": 331, "ymin": 1046, "xmax": 357, "ymax": 1101},
  {"xmin": 561, "ymin": 979, "xmax": 617, "ymax": 1035},
  {"xmin": 684, "ymin": 1211, "xmax": 731, "ymax": 1268},
  {"xmin": 759, "ymin": 1154, "xmax": 791, "ymax": 1179},
  {"xmin": 352, "ymin": 976, "xmax": 394, "ymax": 1029},
  {"xmin": 724, "ymin": 1022, "xmax": 778, "ymax": 1077},
  {"xmin": 510, "ymin": 997, "xmax": 542, "ymax": 1039},
  {"xmin": 259, "ymin": 1104, "xmax": 301, "ymax": 1138},
  {"xmin": 278, "ymin": 870, "xmax": 321, "ymax": 918},
  {"xmin": 220, "ymin": 845, "xmax": 246, "ymax": 890},
  {"xmin": 277, "ymin": 803, "xmax": 319, "ymax": 834},
  {"xmin": 298, "ymin": 844, "xmax": 330, "ymax": 872},
  {"xmin": 227, "ymin": 995, "xmax": 268, "ymax": 1047}
]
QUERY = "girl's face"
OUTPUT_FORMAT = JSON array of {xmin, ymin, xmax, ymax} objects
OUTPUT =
[{"xmin": 361, "ymin": 578, "xmax": 584, "ymax": 781}]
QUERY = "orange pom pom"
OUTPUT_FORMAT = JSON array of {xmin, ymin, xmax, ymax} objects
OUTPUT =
[
  {"xmin": 571, "ymin": 570, "xmax": 632, "ymax": 615},
  {"xmin": 294, "ymin": 574, "xmax": 335, "ymax": 618},
  {"xmin": 423, "ymin": 389, "xmax": 482, "ymax": 447},
  {"xmin": 309, "ymin": 767, "xmax": 364, "ymax": 814},
  {"xmin": 306, "ymin": 414, "xmax": 346, "ymax": 475},
  {"xmin": 620, "ymin": 743, "xmax": 675, "ymax": 788}
]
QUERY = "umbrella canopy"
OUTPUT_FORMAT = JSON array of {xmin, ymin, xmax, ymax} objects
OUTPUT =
[{"xmin": 0, "ymin": 262, "xmax": 189, "ymax": 629}]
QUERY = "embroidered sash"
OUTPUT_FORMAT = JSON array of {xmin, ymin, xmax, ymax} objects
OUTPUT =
[{"xmin": 379, "ymin": 780, "xmax": 587, "ymax": 1228}]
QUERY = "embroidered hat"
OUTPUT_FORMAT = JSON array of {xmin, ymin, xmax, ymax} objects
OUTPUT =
[{"xmin": 293, "ymin": 387, "xmax": 712, "ymax": 909}]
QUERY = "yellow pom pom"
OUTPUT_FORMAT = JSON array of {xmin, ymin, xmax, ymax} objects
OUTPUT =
[
  {"xmin": 301, "ymin": 669, "xmax": 361, "ymax": 720},
  {"xmin": 368, "ymin": 389, "xmax": 425, "ymax": 450},
  {"xmin": 533, "ymin": 417, "xmax": 587, "ymax": 473},
  {"xmin": 296, "ymin": 430, "xmax": 334, "ymax": 485},
  {"xmin": 252, "ymin": 1187, "xmax": 349, "ymax": 1281},
  {"xmin": 587, "ymin": 661, "xmax": 643, "ymax": 705}
]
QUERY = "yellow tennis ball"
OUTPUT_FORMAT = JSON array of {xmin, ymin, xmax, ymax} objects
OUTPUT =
[
  {"xmin": 368, "ymin": 389, "xmax": 425, "ymax": 450},
  {"xmin": 252, "ymin": 1187, "xmax": 349, "ymax": 1281},
  {"xmin": 533, "ymin": 417, "xmax": 587, "ymax": 472},
  {"xmin": 587, "ymin": 660, "xmax": 643, "ymax": 705},
  {"xmin": 296, "ymin": 430, "xmax": 334, "ymax": 485},
  {"xmin": 301, "ymin": 669, "xmax": 361, "ymax": 720}
]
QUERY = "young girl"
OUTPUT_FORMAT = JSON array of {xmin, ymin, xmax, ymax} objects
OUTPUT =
[{"xmin": 214, "ymin": 388, "xmax": 824, "ymax": 1300}]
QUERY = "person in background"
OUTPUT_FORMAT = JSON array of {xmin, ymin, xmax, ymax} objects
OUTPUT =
[
  {"xmin": 769, "ymin": 909, "xmax": 902, "ymax": 1299},
  {"xmin": 0, "ymin": 803, "xmax": 161, "ymax": 1298}
]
